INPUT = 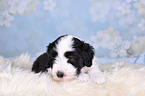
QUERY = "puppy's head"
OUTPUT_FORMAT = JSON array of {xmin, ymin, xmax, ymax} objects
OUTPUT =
[{"xmin": 32, "ymin": 35, "xmax": 94, "ymax": 81}]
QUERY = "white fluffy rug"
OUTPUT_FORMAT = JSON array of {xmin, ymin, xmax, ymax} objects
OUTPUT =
[{"xmin": 0, "ymin": 54, "xmax": 145, "ymax": 96}]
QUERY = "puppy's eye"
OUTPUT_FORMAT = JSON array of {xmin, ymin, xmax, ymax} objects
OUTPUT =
[
  {"xmin": 64, "ymin": 51, "xmax": 74, "ymax": 58},
  {"xmin": 68, "ymin": 56, "xmax": 72, "ymax": 59},
  {"xmin": 50, "ymin": 50, "xmax": 58, "ymax": 57}
]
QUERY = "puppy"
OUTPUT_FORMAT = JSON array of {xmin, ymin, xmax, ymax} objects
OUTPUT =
[{"xmin": 32, "ymin": 35, "xmax": 105, "ymax": 84}]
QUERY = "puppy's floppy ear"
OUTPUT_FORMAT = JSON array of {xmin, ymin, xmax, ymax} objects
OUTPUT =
[
  {"xmin": 81, "ymin": 43, "xmax": 94, "ymax": 67},
  {"xmin": 73, "ymin": 37, "xmax": 94, "ymax": 67},
  {"xmin": 32, "ymin": 42, "xmax": 58, "ymax": 73},
  {"xmin": 32, "ymin": 53, "xmax": 51, "ymax": 73}
]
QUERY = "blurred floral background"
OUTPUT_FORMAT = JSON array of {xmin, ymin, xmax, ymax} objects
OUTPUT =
[{"xmin": 0, "ymin": 0, "xmax": 145, "ymax": 58}]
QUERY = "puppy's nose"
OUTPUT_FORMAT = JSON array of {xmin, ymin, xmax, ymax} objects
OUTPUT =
[{"xmin": 57, "ymin": 71, "xmax": 64, "ymax": 78}]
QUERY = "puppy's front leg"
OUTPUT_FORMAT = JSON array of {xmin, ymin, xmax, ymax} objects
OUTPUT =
[
  {"xmin": 87, "ymin": 57, "xmax": 106, "ymax": 84},
  {"xmin": 78, "ymin": 73, "xmax": 90, "ymax": 81},
  {"xmin": 88, "ymin": 61, "xmax": 106, "ymax": 84}
]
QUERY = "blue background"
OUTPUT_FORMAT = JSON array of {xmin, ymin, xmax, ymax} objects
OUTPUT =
[{"xmin": 0, "ymin": 0, "xmax": 145, "ymax": 58}]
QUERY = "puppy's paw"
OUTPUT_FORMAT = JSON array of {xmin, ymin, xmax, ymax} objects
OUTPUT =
[
  {"xmin": 78, "ymin": 73, "xmax": 89, "ymax": 82},
  {"xmin": 90, "ymin": 72, "xmax": 106, "ymax": 84}
]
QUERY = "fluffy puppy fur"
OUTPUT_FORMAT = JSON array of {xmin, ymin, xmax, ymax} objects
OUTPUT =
[{"xmin": 32, "ymin": 35, "xmax": 105, "ymax": 84}]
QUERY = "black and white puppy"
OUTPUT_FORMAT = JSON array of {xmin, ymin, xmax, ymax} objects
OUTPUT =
[{"xmin": 32, "ymin": 35, "xmax": 105, "ymax": 84}]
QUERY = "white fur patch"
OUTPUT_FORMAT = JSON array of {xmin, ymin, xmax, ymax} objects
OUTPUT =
[
  {"xmin": 78, "ymin": 73, "xmax": 90, "ymax": 81},
  {"xmin": 55, "ymin": 35, "xmax": 74, "ymax": 56},
  {"xmin": 52, "ymin": 35, "xmax": 77, "ymax": 81}
]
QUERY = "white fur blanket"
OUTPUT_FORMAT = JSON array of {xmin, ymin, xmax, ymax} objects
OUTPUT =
[{"xmin": 0, "ymin": 54, "xmax": 145, "ymax": 96}]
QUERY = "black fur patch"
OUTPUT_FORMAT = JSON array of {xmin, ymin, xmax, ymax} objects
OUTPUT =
[
  {"xmin": 64, "ymin": 51, "xmax": 83, "ymax": 75},
  {"xmin": 72, "ymin": 37, "xmax": 94, "ymax": 67},
  {"xmin": 63, "ymin": 37, "xmax": 94, "ymax": 75},
  {"xmin": 32, "ymin": 35, "xmax": 67, "ymax": 73}
]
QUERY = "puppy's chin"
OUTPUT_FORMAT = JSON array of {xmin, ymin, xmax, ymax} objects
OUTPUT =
[{"xmin": 53, "ymin": 76, "xmax": 77, "ymax": 82}]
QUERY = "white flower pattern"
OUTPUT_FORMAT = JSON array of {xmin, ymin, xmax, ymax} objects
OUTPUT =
[
  {"xmin": 126, "ymin": 0, "xmax": 138, "ymax": 3},
  {"xmin": 91, "ymin": 27, "xmax": 120, "ymax": 50},
  {"xmin": 138, "ymin": 19, "xmax": 145, "ymax": 31},
  {"xmin": 129, "ymin": 36, "xmax": 145, "ymax": 57},
  {"xmin": 109, "ymin": 37, "xmax": 131, "ymax": 57},
  {"xmin": 118, "ymin": 3, "xmax": 131, "ymax": 15},
  {"xmin": 8, "ymin": 0, "xmax": 31, "ymax": 15},
  {"xmin": 89, "ymin": 1, "xmax": 111, "ymax": 22},
  {"xmin": 91, "ymin": 31, "xmax": 110, "ymax": 49},
  {"xmin": 43, "ymin": 0, "xmax": 56, "ymax": 11},
  {"xmin": 0, "ymin": 11, "xmax": 14, "ymax": 27},
  {"xmin": 134, "ymin": 0, "xmax": 145, "ymax": 17}
]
